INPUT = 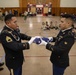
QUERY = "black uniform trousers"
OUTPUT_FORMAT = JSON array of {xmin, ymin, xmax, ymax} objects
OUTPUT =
[
  {"xmin": 8, "ymin": 66, "xmax": 22, "ymax": 75},
  {"xmin": 53, "ymin": 64, "xmax": 66, "ymax": 75}
]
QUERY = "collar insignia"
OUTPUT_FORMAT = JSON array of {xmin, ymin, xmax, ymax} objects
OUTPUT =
[{"xmin": 64, "ymin": 41, "xmax": 68, "ymax": 45}]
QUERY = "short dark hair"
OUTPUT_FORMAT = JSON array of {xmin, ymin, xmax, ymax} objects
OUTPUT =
[
  {"xmin": 4, "ymin": 14, "xmax": 15, "ymax": 22},
  {"xmin": 61, "ymin": 14, "xmax": 73, "ymax": 20}
]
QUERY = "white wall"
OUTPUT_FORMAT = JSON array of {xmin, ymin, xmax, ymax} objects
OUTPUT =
[
  {"xmin": 0, "ymin": 0, "xmax": 19, "ymax": 7},
  {"xmin": 60, "ymin": 0, "xmax": 76, "ymax": 7}
]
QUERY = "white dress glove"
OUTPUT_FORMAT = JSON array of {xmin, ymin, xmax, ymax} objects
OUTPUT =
[
  {"xmin": 48, "ymin": 37, "xmax": 53, "ymax": 41},
  {"xmin": 28, "ymin": 37, "xmax": 36, "ymax": 45},
  {"xmin": 39, "ymin": 39, "xmax": 47, "ymax": 46}
]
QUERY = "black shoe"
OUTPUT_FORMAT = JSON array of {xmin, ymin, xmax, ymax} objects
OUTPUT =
[
  {"xmin": 0, "ymin": 62, "xmax": 4, "ymax": 66},
  {"xmin": 0, "ymin": 67, "xmax": 4, "ymax": 71}
]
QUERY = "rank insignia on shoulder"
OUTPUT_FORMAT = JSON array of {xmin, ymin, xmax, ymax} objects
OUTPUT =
[
  {"xmin": 58, "ymin": 36, "xmax": 63, "ymax": 41},
  {"xmin": 64, "ymin": 41, "xmax": 68, "ymax": 45},
  {"xmin": 6, "ymin": 36, "xmax": 13, "ymax": 42},
  {"xmin": 8, "ymin": 31, "xmax": 12, "ymax": 34}
]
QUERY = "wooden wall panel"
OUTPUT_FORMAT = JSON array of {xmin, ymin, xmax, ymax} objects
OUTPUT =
[
  {"xmin": 51, "ymin": 7, "xmax": 76, "ymax": 16},
  {"xmin": 20, "ymin": 0, "xmax": 59, "ymax": 6},
  {"xmin": 52, "ymin": 0, "xmax": 60, "ymax": 7},
  {"xmin": 0, "ymin": 7, "xmax": 20, "ymax": 15},
  {"xmin": 19, "ymin": 0, "xmax": 60, "ymax": 14},
  {"xmin": 57, "ymin": 0, "xmax": 60, "ymax": 7},
  {"xmin": 60, "ymin": 7, "xmax": 76, "ymax": 15},
  {"xmin": 51, "ymin": 7, "xmax": 60, "ymax": 16},
  {"xmin": 45, "ymin": 0, "xmax": 52, "ymax": 4},
  {"xmin": 22, "ymin": 0, "xmax": 27, "ymax": 7},
  {"xmin": 19, "ymin": 0, "xmax": 22, "ymax": 7},
  {"xmin": 74, "ymin": 8, "xmax": 76, "ymax": 14},
  {"xmin": 27, "ymin": 0, "xmax": 36, "ymax": 4}
]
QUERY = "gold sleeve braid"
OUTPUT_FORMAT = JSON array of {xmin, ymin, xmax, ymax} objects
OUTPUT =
[
  {"xmin": 49, "ymin": 45, "xmax": 53, "ymax": 51},
  {"xmin": 46, "ymin": 43, "xmax": 54, "ymax": 51},
  {"xmin": 49, "ymin": 45, "xmax": 51, "ymax": 50},
  {"xmin": 10, "ymin": 69, "xmax": 14, "ymax": 75}
]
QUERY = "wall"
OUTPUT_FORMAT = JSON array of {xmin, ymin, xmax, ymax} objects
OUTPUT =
[
  {"xmin": 19, "ymin": 0, "xmax": 60, "ymax": 15},
  {"xmin": 0, "ymin": 0, "xmax": 76, "ymax": 16},
  {"xmin": 60, "ymin": 0, "xmax": 76, "ymax": 7},
  {"xmin": 0, "ymin": 0, "xmax": 19, "ymax": 7}
]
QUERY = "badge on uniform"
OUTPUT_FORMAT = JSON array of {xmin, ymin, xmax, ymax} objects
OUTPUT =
[
  {"xmin": 6, "ymin": 36, "xmax": 13, "ymax": 42},
  {"xmin": 64, "ymin": 41, "xmax": 68, "ymax": 45}
]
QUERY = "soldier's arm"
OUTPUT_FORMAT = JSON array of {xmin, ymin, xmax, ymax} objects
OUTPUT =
[
  {"xmin": 20, "ymin": 33, "xmax": 31, "ymax": 40},
  {"xmin": 46, "ymin": 37, "xmax": 74, "ymax": 54},
  {"xmin": 51, "ymin": 37, "xmax": 57, "ymax": 42},
  {"xmin": 1, "ymin": 33, "xmax": 30, "ymax": 51}
]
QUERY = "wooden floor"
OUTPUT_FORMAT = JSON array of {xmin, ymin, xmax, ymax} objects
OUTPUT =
[{"xmin": 0, "ymin": 15, "xmax": 76, "ymax": 75}]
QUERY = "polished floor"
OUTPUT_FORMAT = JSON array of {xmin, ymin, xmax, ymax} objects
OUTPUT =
[{"xmin": 0, "ymin": 15, "xmax": 76, "ymax": 75}]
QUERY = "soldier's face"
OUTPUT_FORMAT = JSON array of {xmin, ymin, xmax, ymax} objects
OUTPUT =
[
  {"xmin": 8, "ymin": 17, "xmax": 19, "ymax": 30},
  {"xmin": 59, "ymin": 18, "xmax": 68, "ymax": 30}
]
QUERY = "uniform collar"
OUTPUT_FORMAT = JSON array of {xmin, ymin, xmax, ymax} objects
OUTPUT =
[
  {"xmin": 61, "ymin": 27, "xmax": 72, "ymax": 32},
  {"xmin": 5, "ymin": 25, "xmax": 14, "ymax": 31}
]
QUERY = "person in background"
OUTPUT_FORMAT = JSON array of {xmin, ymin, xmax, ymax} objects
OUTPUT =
[
  {"xmin": 0, "ymin": 9, "xmax": 3, "ymax": 21},
  {"xmin": 5, "ymin": 11, "xmax": 8, "ymax": 16},
  {"xmin": 24, "ymin": 11, "xmax": 28, "ymax": 20},
  {"xmin": 45, "ymin": 21, "xmax": 50, "ymax": 30},
  {"xmin": 9, "ymin": 10, "xmax": 12, "ymax": 14}
]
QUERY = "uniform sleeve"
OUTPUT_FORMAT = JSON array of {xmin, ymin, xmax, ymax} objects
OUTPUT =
[
  {"xmin": 1, "ymin": 33, "xmax": 30, "ymax": 51},
  {"xmin": 52, "ymin": 37, "xmax": 57, "ymax": 42},
  {"xmin": 20, "ymin": 33, "xmax": 31, "ymax": 40},
  {"xmin": 46, "ymin": 37, "xmax": 74, "ymax": 54}
]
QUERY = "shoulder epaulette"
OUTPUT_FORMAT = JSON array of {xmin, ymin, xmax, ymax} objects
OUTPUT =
[
  {"xmin": 1, "ymin": 30, "xmax": 12, "ymax": 34},
  {"xmin": 68, "ymin": 31, "xmax": 74, "ymax": 37}
]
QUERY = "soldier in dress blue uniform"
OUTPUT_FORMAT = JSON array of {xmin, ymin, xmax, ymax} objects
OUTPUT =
[
  {"xmin": 0, "ymin": 14, "xmax": 36, "ymax": 75},
  {"xmin": 38, "ymin": 14, "xmax": 75, "ymax": 75}
]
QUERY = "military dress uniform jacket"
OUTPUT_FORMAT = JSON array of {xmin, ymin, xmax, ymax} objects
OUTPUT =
[
  {"xmin": 46, "ymin": 28, "xmax": 75, "ymax": 68},
  {"xmin": 0, "ymin": 26, "xmax": 31, "ymax": 69}
]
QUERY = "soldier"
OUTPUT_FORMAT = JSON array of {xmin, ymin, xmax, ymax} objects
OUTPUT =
[
  {"xmin": 0, "ymin": 14, "xmax": 36, "ymax": 75},
  {"xmin": 38, "ymin": 14, "xmax": 75, "ymax": 75}
]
